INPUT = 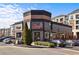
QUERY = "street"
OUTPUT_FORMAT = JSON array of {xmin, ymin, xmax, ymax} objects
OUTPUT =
[
  {"xmin": 0, "ymin": 42, "xmax": 79, "ymax": 55},
  {"xmin": 68, "ymin": 46, "xmax": 79, "ymax": 51},
  {"xmin": 0, "ymin": 45, "xmax": 79, "ymax": 55}
]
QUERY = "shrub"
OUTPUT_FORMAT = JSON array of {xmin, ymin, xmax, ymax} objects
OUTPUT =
[
  {"xmin": 59, "ymin": 43, "xmax": 66, "ymax": 47},
  {"xmin": 48, "ymin": 43, "xmax": 55, "ymax": 47},
  {"xmin": 33, "ymin": 41, "xmax": 56, "ymax": 47}
]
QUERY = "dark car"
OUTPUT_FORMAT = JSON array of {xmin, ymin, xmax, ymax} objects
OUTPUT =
[
  {"xmin": 0, "ymin": 37, "xmax": 7, "ymax": 42},
  {"xmin": 73, "ymin": 40, "xmax": 79, "ymax": 46}
]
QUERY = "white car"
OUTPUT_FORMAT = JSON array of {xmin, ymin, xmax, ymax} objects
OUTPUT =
[
  {"xmin": 51, "ymin": 39, "xmax": 62, "ymax": 44},
  {"xmin": 65, "ymin": 40, "xmax": 73, "ymax": 48}
]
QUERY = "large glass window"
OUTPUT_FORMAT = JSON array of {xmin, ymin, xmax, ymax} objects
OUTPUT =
[
  {"xmin": 34, "ymin": 32, "xmax": 40, "ymax": 41},
  {"xmin": 76, "ymin": 14, "xmax": 79, "ymax": 19},
  {"xmin": 32, "ymin": 22, "xmax": 43, "ymax": 29},
  {"xmin": 44, "ymin": 32, "xmax": 49, "ymax": 41},
  {"xmin": 44, "ymin": 22, "xmax": 51, "ymax": 31}
]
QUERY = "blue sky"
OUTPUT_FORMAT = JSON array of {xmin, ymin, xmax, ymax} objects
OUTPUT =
[
  {"xmin": 18, "ymin": 3, "xmax": 79, "ymax": 16},
  {"xmin": 0, "ymin": 3, "xmax": 79, "ymax": 28}
]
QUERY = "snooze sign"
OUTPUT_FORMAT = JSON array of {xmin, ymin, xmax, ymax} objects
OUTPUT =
[{"xmin": 32, "ymin": 22, "xmax": 43, "ymax": 29}]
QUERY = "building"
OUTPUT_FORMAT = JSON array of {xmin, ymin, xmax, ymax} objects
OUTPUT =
[
  {"xmin": 52, "ymin": 9, "xmax": 79, "ymax": 39},
  {"xmin": 52, "ymin": 15, "xmax": 69, "ymax": 25},
  {"xmin": 10, "ymin": 21, "xmax": 23, "ymax": 41},
  {"xmin": 4, "ymin": 28, "xmax": 10, "ymax": 37},
  {"xmin": 23, "ymin": 10, "xmax": 72, "ymax": 41},
  {"xmin": 68, "ymin": 9, "xmax": 79, "ymax": 39},
  {"xmin": 0, "ymin": 28, "xmax": 10, "ymax": 37},
  {"xmin": 51, "ymin": 22, "xmax": 72, "ymax": 40},
  {"xmin": 10, "ymin": 10, "xmax": 72, "ymax": 42},
  {"xmin": 10, "ymin": 24, "xmax": 15, "ymax": 37},
  {"xmin": 0, "ymin": 28, "xmax": 5, "ymax": 37}
]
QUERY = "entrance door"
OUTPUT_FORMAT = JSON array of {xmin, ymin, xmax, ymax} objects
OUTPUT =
[{"xmin": 34, "ymin": 32, "xmax": 40, "ymax": 41}]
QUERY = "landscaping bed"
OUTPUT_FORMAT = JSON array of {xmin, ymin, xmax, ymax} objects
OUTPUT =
[{"xmin": 32, "ymin": 41, "xmax": 56, "ymax": 48}]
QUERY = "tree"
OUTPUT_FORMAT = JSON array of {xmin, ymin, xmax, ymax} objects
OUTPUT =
[
  {"xmin": 27, "ymin": 29, "xmax": 32, "ymax": 45},
  {"xmin": 22, "ymin": 22, "xmax": 32, "ymax": 45},
  {"xmin": 22, "ymin": 22, "xmax": 28, "ymax": 45}
]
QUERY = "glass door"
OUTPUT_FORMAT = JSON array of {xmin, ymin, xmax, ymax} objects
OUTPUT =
[{"xmin": 34, "ymin": 32, "xmax": 40, "ymax": 41}]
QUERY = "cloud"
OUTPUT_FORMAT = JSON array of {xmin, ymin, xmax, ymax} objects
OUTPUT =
[
  {"xmin": 27, "ymin": 7, "xmax": 37, "ymax": 10},
  {"xmin": 27, "ymin": 4, "xmax": 38, "ymax": 10},
  {"xmin": 0, "ymin": 4, "xmax": 25, "ymax": 28},
  {"xmin": 0, "ymin": 3, "xmax": 38, "ymax": 28}
]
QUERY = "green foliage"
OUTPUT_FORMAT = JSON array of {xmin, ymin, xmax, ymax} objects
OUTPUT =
[
  {"xmin": 22, "ymin": 22, "xmax": 32, "ymax": 45},
  {"xmin": 48, "ymin": 43, "xmax": 55, "ymax": 47},
  {"xmin": 33, "ymin": 41, "xmax": 56, "ymax": 47},
  {"xmin": 59, "ymin": 43, "xmax": 66, "ymax": 47},
  {"xmin": 26, "ymin": 29, "xmax": 32, "ymax": 45},
  {"xmin": 22, "ymin": 23, "xmax": 28, "ymax": 45}
]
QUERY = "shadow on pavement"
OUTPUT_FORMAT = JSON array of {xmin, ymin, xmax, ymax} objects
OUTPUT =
[
  {"xmin": 16, "ymin": 45, "xmax": 48, "ymax": 48},
  {"xmin": 26, "ymin": 45, "xmax": 48, "ymax": 48}
]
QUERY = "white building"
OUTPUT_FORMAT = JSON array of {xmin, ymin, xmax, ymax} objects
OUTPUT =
[
  {"xmin": 10, "ymin": 21, "xmax": 23, "ymax": 40},
  {"xmin": 52, "ymin": 9, "xmax": 79, "ymax": 39},
  {"xmin": 68, "ymin": 9, "xmax": 79, "ymax": 39},
  {"xmin": 52, "ymin": 15, "xmax": 69, "ymax": 25}
]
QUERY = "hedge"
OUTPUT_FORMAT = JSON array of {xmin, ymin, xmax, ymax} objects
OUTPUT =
[
  {"xmin": 33, "ymin": 41, "xmax": 56, "ymax": 47},
  {"xmin": 33, "ymin": 41, "xmax": 66, "ymax": 47}
]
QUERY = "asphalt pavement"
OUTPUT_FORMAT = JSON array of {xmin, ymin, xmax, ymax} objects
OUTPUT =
[{"xmin": 0, "ymin": 42, "xmax": 79, "ymax": 55}]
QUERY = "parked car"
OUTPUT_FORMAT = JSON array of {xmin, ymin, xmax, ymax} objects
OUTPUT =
[
  {"xmin": 51, "ymin": 39, "xmax": 66, "ymax": 47},
  {"xmin": 51, "ymin": 39, "xmax": 65, "ymax": 43},
  {"xmin": 0, "ymin": 37, "xmax": 8, "ymax": 42},
  {"xmin": 73, "ymin": 40, "xmax": 79, "ymax": 46},
  {"xmin": 65, "ymin": 40, "xmax": 73, "ymax": 48},
  {"xmin": 3, "ymin": 38, "xmax": 12, "ymax": 44}
]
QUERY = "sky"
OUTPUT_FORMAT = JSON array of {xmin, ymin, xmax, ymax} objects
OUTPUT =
[{"xmin": 0, "ymin": 3, "xmax": 79, "ymax": 28}]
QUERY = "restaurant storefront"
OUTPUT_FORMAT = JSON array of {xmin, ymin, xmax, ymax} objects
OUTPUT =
[{"xmin": 23, "ymin": 10, "xmax": 72, "ymax": 42}]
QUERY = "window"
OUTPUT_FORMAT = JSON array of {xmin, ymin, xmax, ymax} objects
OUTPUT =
[
  {"xmin": 32, "ymin": 22, "xmax": 43, "ymax": 29},
  {"xmin": 44, "ymin": 32, "xmax": 49, "ymax": 41},
  {"xmin": 60, "ymin": 18, "xmax": 63, "ymax": 21},
  {"xmin": 76, "ymin": 26, "xmax": 79, "ymax": 29},
  {"xmin": 56, "ymin": 19, "xmax": 58, "ymax": 22},
  {"xmin": 76, "ymin": 20, "xmax": 79, "ymax": 24},
  {"xmin": 65, "ymin": 16, "xmax": 68, "ymax": 20},
  {"xmin": 34, "ymin": 32, "xmax": 40, "ymax": 41},
  {"xmin": 16, "ymin": 32, "xmax": 21, "ymax": 38},
  {"xmin": 44, "ymin": 22, "xmax": 51, "ymax": 31},
  {"xmin": 70, "ymin": 15, "xmax": 73, "ymax": 19},
  {"xmin": 76, "ymin": 14, "xmax": 79, "ymax": 19},
  {"xmin": 16, "ymin": 26, "xmax": 21, "ymax": 29}
]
